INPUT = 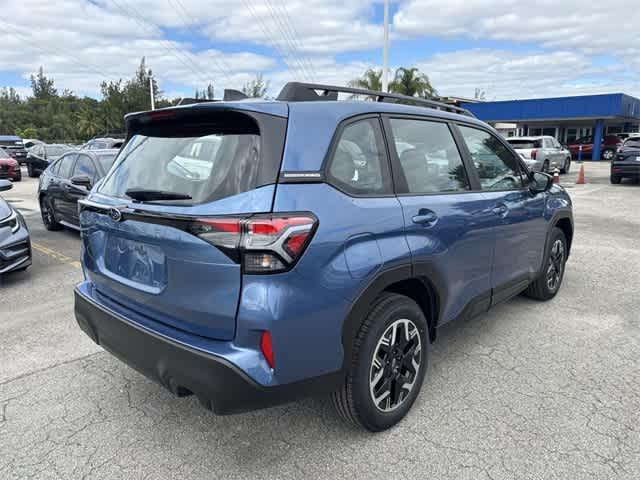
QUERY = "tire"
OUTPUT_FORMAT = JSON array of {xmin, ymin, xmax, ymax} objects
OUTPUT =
[
  {"xmin": 560, "ymin": 157, "xmax": 571, "ymax": 174},
  {"xmin": 27, "ymin": 164, "xmax": 37, "ymax": 178},
  {"xmin": 13, "ymin": 173, "xmax": 21, "ymax": 182},
  {"xmin": 610, "ymin": 176, "xmax": 622, "ymax": 184},
  {"xmin": 602, "ymin": 148, "xmax": 615, "ymax": 161},
  {"xmin": 542, "ymin": 160, "xmax": 550, "ymax": 173},
  {"xmin": 40, "ymin": 196, "xmax": 63, "ymax": 231},
  {"xmin": 524, "ymin": 228, "xmax": 567, "ymax": 301},
  {"xmin": 330, "ymin": 293, "xmax": 429, "ymax": 432}
]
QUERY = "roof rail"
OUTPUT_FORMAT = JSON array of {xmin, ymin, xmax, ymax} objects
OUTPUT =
[
  {"xmin": 176, "ymin": 97, "xmax": 218, "ymax": 106},
  {"xmin": 276, "ymin": 82, "xmax": 474, "ymax": 117}
]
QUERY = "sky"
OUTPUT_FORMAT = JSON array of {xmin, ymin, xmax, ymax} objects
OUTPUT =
[{"xmin": 1, "ymin": 0, "xmax": 639, "ymax": 101}]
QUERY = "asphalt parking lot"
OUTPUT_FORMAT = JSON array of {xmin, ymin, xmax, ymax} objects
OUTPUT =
[{"xmin": 1, "ymin": 163, "xmax": 639, "ymax": 479}]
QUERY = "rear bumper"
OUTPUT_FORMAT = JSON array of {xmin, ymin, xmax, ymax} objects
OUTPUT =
[
  {"xmin": 74, "ymin": 286, "xmax": 340, "ymax": 414},
  {"xmin": 611, "ymin": 162, "xmax": 640, "ymax": 177}
]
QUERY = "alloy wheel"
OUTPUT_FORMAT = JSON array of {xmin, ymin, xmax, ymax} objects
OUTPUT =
[
  {"xmin": 546, "ymin": 239, "xmax": 565, "ymax": 292},
  {"xmin": 41, "ymin": 200, "xmax": 53, "ymax": 226},
  {"xmin": 369, "ymin": 318, "xmax": 422, "ymax": 412},
  {"xmin": 603, "ymin": 149, "xmax": 614, "ymax": 161}
]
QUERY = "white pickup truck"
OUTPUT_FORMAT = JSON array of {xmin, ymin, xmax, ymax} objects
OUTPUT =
[{"xmin": 506, "ymin": 136, "xmax": 572, "ymax": 174}]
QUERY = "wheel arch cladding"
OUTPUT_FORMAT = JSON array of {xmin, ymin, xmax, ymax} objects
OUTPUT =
[{"xmin": 341, "ymin": 266, "xmax": 440, "ymax": 372}]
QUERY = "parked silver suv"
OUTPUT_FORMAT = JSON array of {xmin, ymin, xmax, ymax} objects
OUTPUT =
[{"xmin": 507, "ymin": 136, "xmax": 572, "ymax": 173}]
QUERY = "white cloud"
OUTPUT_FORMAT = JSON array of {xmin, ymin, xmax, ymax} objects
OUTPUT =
[
  {"xmin": 394, "ymin": 1, "xmax": 640, "ymax": 56},
  {"xmin": 417, "ymin": 49, "xmax": 638, "ymax": 100}
]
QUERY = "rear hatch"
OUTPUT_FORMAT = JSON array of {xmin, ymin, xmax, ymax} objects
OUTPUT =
[
  {"xmin": 506, "ymin": 139, "xmax": 542, "ymax": 159},
  {"xmin": 79, "ymin": 105, "xmax": 288, "ymax": 340}
]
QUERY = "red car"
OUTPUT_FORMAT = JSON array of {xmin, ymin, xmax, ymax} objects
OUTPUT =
[
  {"xmin": 0, "ymin": 148, "xmax": 22, "ymax": 182},
  {"xmin": 566, "ymin": 135, "xmax": 622, "ymax": 161}
]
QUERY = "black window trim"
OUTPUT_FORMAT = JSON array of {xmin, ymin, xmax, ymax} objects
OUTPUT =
[
  {"xmin": 451, "ymin": 121, "xmax": 535, "ymax": 193},
  {"xmin": 381, "ymin": 113, "xmax": 479, "ymax": 197},
  {"xmin": 321, "ymin": 113, "xmax": 396, "ymax": 198}
]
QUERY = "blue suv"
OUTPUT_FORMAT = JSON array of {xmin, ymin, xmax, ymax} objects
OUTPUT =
[{"xmin": 74, "ymin": 83, "xmax": 573, "ymax": 431}]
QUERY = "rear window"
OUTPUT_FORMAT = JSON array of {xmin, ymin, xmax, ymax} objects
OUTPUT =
[
  {"xmin": 624, "ymin": 137, "xmax": 640, "ymax": 148},
  {"xmin": 99, "ymin": 128, "xmax": 261, "ymax": 204},
  {"xmin": 506, "ymin": 139, "xmax": 542, "ymax": 149}
]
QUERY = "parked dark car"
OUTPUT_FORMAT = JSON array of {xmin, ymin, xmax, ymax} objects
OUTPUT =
[
  {"xmin": 0, "ymin": 148, "xmax": 21, "ymax": 181},
  {"xmin": 83, "ymin": 137, "xmax": 124, "ymax": 151},
  {"xmin": 611, "ymin": 136, "xmax": 640, "ymax": 184},
  {"xmin": 0, "ymin": 135, "xmax": 28, "ymax": 165},
  {"xmin": 26, "ymin": 143, "xmax": 75, "ymax": 177},
  {"xmin": 567, "ymin": 134, "xmax": 621, "ymax": 160},
  {"xmin": 72, "ymin": 82, "xmax": 574, "ymax": 432},
  {"xmin": 38, "ymin": 149, "xmax": 118, "ymax": 230},
  {"xmin": 0, "ymin": 179, "xmax": 31, "ymax": 274}
]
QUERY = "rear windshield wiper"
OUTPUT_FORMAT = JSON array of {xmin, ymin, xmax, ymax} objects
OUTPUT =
[{"xmin": 125, "ymin": 188, "xmax": 193, "ymax": 202}]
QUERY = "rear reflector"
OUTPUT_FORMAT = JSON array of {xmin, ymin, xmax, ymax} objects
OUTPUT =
[
  {"xmin": 531, "ymin": 149, "xmax": 537, "ymax": 160},
  {"xmin": 260, "ymin": 331, "xmax": 275, "ymax": 369},
  {"xmin": 190, "ymin": 213, "xmax": 317, "ymax": 273}
]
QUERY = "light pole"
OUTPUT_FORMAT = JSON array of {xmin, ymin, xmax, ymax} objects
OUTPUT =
[
  {"xmin": 381, "ymin": 0, "xmax": 389, "ymax": 92},
  {"xmin": 149, "ymin": 75, "xmax": 155, "ymax": 110}
]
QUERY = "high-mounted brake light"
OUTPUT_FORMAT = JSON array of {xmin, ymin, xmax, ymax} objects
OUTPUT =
[{"xmin": 189, "ymin": 214, "xmax": 317, "ymax": 273}]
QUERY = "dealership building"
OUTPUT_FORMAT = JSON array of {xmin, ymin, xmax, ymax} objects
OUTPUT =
[{"xmin": 461, "ymin": 93, "xmax": 640, "ymax": 160}]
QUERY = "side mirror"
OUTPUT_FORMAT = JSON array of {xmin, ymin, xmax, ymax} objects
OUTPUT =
[
  {"xmin": 71, "ymin": 175, "xmax": 92, "ymax": 188},
  {"xmin": 530, "ymin": 172, "xmax": 553, "ymax": 193},
  {"xmin": 0, "ymin": 179, "xmax": 13, "ymax": 192}
]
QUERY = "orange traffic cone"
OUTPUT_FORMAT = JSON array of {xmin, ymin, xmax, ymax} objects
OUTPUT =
[
  {"xmin": 553, "ymin": 168, "xmax": 560, "ymax": 184},
  {"xmin": 576, "ymin": 164, "xmax": 585, "ymax": 185}
]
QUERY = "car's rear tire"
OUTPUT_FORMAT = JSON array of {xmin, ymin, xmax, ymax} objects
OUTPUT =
[
  {"xmin": 524, "ymin": 227, "xmax": 567, "ymax": 301},
  {"xmin": 40, "ymin": 196, "xmax": 63, "ymax": 231},
  {"xmin": 560, "ymin": 157, "xmax": 571, "ymax": 174},
  {"xmin": 610, "ymin": 176, "xmax": 622, "ymax": 184},
  {"xmin": 27, "ymin": 164, "xmax": 37, "ymax": 178},
  {"xmin": 331, "ymin": 293, "xmax": 429, "ymax": 432}
]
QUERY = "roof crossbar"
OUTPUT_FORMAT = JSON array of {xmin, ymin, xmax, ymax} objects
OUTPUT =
[{"xmin": 276, "ymin": 82, "xmax": 474, "ymax": 117}]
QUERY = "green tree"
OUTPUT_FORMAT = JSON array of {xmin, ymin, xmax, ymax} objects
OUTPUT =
[
  {"xmin": 241, "ymin": 74, "xmax": 269, "ymax": 98},
  {"xmin": 30, "ymin": 67, "xmax": 57, "ymax": 100},
  {"xmin": 389, "ymin": 67, "xmax": 437, "ymax": 98},
  {"xmin": 348, "ymin": 68, "xmax": 383, "ymax": 92},
  {"xmin": 195, "ymin": 83, "xmax": 215, "ymax": 100}
]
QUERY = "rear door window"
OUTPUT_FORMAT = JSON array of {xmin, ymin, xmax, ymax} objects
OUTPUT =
[
  {"xmin": 99, "ymin": 121, "xmax": 262, "ymax": 205},
  {"xmin": 389, "ymin": 118, "xmax": 470, "ymax": 194}
]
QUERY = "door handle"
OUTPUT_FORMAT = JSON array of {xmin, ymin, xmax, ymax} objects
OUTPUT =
[
  {"xmin": 491, "ymin": 203, "xmax": 509, "ymax": 217},
  {"xmin": 412, "ymin": 209, "xmax": 438, "ymax": 225}
]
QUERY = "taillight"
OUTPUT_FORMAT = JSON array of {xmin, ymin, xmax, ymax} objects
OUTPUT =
[
  {"xmin": 190, "ymin": 214, "xmax": 317, "ymax": 274},
  {"xmin": 531, "ymin": 149, "xmax": 537, "ymax": 160}
]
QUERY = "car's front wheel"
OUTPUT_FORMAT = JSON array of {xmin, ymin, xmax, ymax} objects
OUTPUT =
[
  {"xmin": 524, "ymin": 227, "xmax": 567, "ymax": 301},
  {"xmin": 331, "ymin": 293, "xmax": 429, "ymax": 432},
  {"xmin": 610, "ymin": 175, "xmax": 622, "ymax": 184},
  {"xmin": 560, "ymin": 157, "xmax": 571, "ymax": 174}
]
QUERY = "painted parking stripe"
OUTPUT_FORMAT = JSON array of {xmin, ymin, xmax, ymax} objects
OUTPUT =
[{"xmin": 31, "ymin": 242, "xmax": 81, "ymax": 269}]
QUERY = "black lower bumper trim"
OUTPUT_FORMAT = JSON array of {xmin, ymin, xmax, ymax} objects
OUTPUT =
[{"xmin": 74, "ymin": 288, "xmax": 342, "ymax": 414}]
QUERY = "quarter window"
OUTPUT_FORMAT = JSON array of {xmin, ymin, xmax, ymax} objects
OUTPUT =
[
  {"xmin": 327, "ymin": 118, "xmax": 391, "ymax": 196},
  {"xmin": 458, "ymin": 125, "xmax": 526, "ymax": 191},
  {"xmin": 390, "ymin": 119, "xmax": 470, "ymax": 194}
]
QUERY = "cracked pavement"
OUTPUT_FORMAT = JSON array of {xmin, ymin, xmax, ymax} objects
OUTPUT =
[{"xmin": 1, "ymin": 164, "xmax": 639, "ymax": 479}]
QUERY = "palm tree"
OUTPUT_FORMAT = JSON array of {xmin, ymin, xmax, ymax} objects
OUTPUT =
[
  {"xmin": 389, "ymin": 67, "xmax": 437, "ymax": 99},
  {"xmin": 348, "ymin": 69, "xmax": 383, "ymax": 92}
]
